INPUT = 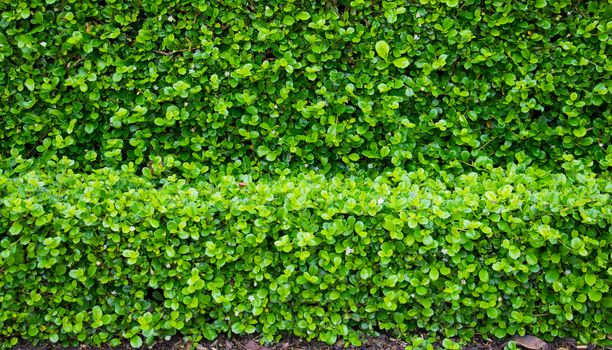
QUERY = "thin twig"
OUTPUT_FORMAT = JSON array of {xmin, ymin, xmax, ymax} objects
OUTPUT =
[
  {"xmin": 478, "ymin": 136, "xmax": 499, "ymax": 151},
  {"xmin": 26, "ymin": 129, "xmax": 51, "ymax": 158},
  {"xmin": 153, "ymin": 50, "xmax": 175, "ymax": 56},
  {"xmin": 574, "ymin": 4, "xmax": 586, "ymax": 18},
  {"xmin": 153, "ymin": 47, "xmax": 201, "ymax": 56},
  {"xmin": 67, "ymin": 57, "xmax": 83, "ymax": 69}
]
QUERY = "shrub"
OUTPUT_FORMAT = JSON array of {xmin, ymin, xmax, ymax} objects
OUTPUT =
[
  {"xmin": 0, "ymin": 0, "xmax": 611, "ymax": 348},
  {"xmin": 0, "ymin": 0, "xmax": 610, "ymax": 178},
  {"xmin": 0, "ymin": 163, "xmax": 610, "ymax": 348}
]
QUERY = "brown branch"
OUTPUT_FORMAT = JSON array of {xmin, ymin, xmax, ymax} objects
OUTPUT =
[{"xmin": 573, "ymin": 4, "xmax": 586, "ymax": 18}]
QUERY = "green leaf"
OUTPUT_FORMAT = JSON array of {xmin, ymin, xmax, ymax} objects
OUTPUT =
[
  {"xmin": 545, "ymin": 270, "xmax": 559, "ymax": 283},
  {"xmin": 573, "ymin": 127, "xmax": 587, "ymax": 137},
  {"xmin": 445, "ymin": 0, "xmax": 459, "ymax": 7},
  {"xmin": 9, "ymin": 222, "xmax": 23, "ymax": 235},
  {"xmin": 130, "ymin": 336, "xmax": 142, "ymax": 348},
  {"xmin": 296, "ymin": 11, "xmax": 310, "ymax": 21},
  {"xmin": 508, "ymin": 247, "xmax": 521, "ymax": 260},
  {"xmin": 93, "ymin": 306, "xmax": 103, "ymax": 319},
  {"xmin": 136, "ymin": 29, "xmax": 153, "ymax": 43},
  {"xmin": 584, "ymin": 274, "xmax": 596, "ymax": 286},
  {"xmin": 535, "ymin": 0, "xmax": 547, "ymax": 8},
  {"xmin": 203, "ymin": 325, "xmax": 217, "ymax": 340},
  {"xmin": 231, "ymin": 322, "xmax": 243, "ymax": 334},
  {"xmin": 479, "ymin": 269, "xmax": 490, "ymax": 283},
  {"xmin": 442, "ymin": 338, "xmax": 460, "ymax": 349},
  {"xmin": 429, "ymin": 267, "xmax": 439, "ymax": 281},
  {"xmin": 25, "ymin": 78, "xmax": 35, "ymax": 91},
  {"xmin": 49, "ymin": 333, "xmax": 59, "ymax": 343},
  {"xmin": 587, "ymin": 290, "xmax": 602, "ymax": 302},
  {"xmin": 375, "ymin": 40, "xmax": 390, "ymax": 60},
  {"xmin": 380, "ymin": 146, "xmax": 390, "ymax": 158},
  {"xmin": 173, "ymin": 80, "xmax": 191, "ymax": 91},
  {"xmin": 392, "ymin": 57, "xmax": 410, "ymax": 68}
]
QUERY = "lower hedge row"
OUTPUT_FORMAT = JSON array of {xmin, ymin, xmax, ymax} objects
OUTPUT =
[{"xmin": 0, "ymin": 161, "xmax": 610, "ymax": 348}]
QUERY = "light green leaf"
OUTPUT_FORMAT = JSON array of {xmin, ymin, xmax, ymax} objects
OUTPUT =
[
  {"xmin": 231, "ymin": 322, "xmax": 243, "ymax": 334},
  {"xmin": 429, "ymin": 267, "xmax": 439, "ymax": 281},
  {"xmin": 49, "ymin": 334, "xmax": 59, "ymax": 343},
  {"xmin": 573, "ymin": 127, "xmax": 587, "ymax": 137},
  {"xmin": 9, "ymin": 222, "xmax": 23, "ymax": 235},
  {"xmin": 584, "ymin": 274, "xmax": 596, "ymax": 286},
  {"xmin": 93, "ymin": 306, "xmax": 103, "ymax": 319},
  {"xmin": 296, "ymin": 12, "xmax": 310, "ymax": 21},
  {"xmin": 203, "ymin": 325, "xmax": 217, "ymax": 340},
  {"xmin": 479, "ymin": 269, "xmax": 490, "ymax": 283},
  {"xmin": 25, "ymin": 78, "xmax": 35, "ymax": 91},
  {"xmin": 130, "ymin": 336, "xmax": 142, "ymax": 348},
  {"xmin": 380, "ymin": 146, "xmax": 390, "ymax": 158},
  {"xmin": 136, "ymin": 29, "xmax": 153, "ymax": 43},
  {"xmin": 545, "ymin": 269, "xmax": 559, "ymax": 283},
  {"xmin": 375, "ymin": 40, "xmax": 390, "ymax": 60},
  {"xmin": 392, "ymin": 57, "xmax": 410, "ymax": 68},
  {"xmin": 588, "ymin": 290, "xmax": 602, "ymax": 302}
]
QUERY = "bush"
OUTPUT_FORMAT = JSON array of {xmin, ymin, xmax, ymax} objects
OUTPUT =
[
  {"xmin": 0, "ymin": 0, "xmax": 611, "ymax": 348},
  {"xmin": 0, "ymin": 0, "xmax": 610, "ymax": 178},
  {"xmin": 0, "ymin": 164, "xmax": 610, "ymax": 348}
]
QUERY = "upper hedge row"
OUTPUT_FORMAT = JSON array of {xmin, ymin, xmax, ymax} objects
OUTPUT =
[
  {"xmin": 0, "ymin": 162, "xmax": 610, "ymax": 348},
  {"xmin": 1, "ymin": 0, "xmax": 610, "ymax": 177}
]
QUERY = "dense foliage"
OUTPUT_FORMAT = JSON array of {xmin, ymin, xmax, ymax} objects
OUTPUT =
[
  {"xmin": 0, "ymin": 0, "xmax": 610, "ymax": 349},
  {"xmin": 1, "ymin": 165, "xmax": 610, "ymax": 348},
  {"xmin": 1, "ymin": 0, "xmax": 610, "ymax": 177}
]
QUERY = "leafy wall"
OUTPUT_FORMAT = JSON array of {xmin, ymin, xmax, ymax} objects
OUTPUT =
[{"xmin": 0, "ymin": 0, "xmax": 610, "ymax": 349}]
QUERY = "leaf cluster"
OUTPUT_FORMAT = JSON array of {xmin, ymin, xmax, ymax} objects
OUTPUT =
[
  {"xmin": 0, "ymin": 0, "xmax": 611, "ymax": 348},
  {"xmin": 0, "ymin": 165, "xmax": 610, "ymax": 347},
  {"xmin": 0, "ymin": 0, "xmax": 609, "ymax": 177}
]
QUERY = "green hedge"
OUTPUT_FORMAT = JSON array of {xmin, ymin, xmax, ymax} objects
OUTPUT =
[
  {"xmin": 1, "ymin": 0, "xmax": 611, "ymax": 348},
  {"xmin": 1, "ymin": 163, "xmax": 610, "ymax": 348},
  {"xmin": 1, "ymin": 0, "xmax": 610, "ymax": 178}
]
